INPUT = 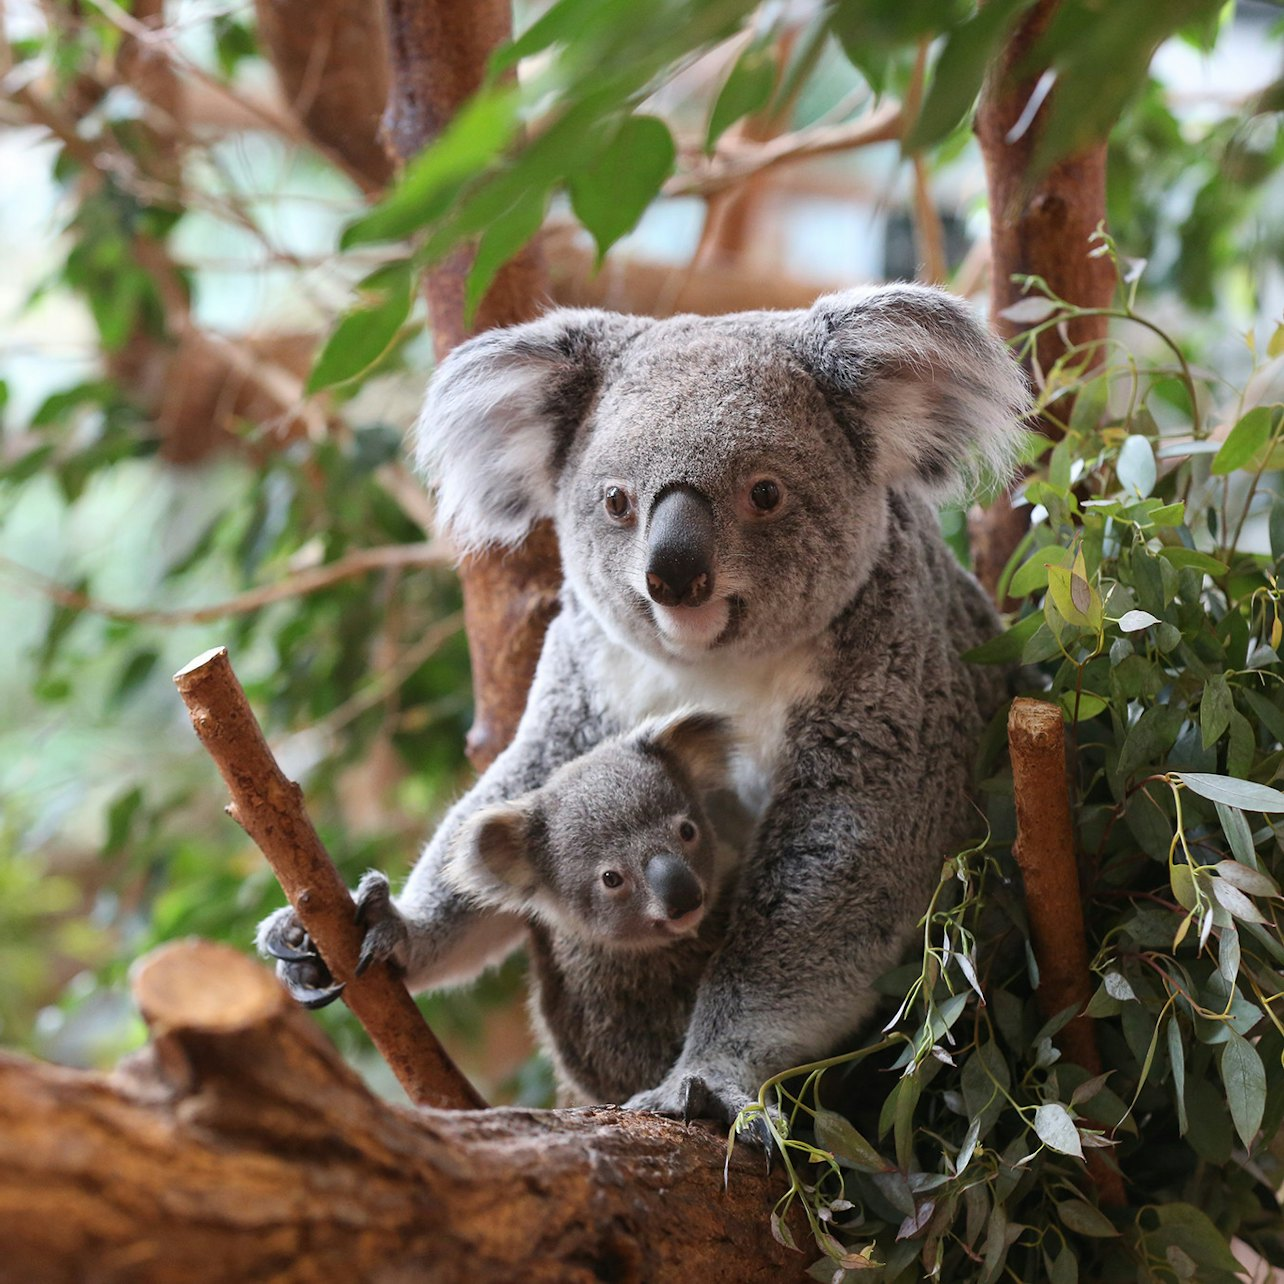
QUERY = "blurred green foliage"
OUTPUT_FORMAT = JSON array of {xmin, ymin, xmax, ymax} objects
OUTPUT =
[{"xmin": 2, "ymin": 3, "xmax": 1284, "ymax": 1272}]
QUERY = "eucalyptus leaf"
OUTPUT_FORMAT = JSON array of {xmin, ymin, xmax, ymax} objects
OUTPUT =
[
  {"xmin": 1219, "ymin": 1030, "xmax": 1266, "ymax": 1150},
  {"xmin": 1033, "ymin": 1103, "xmax": 1083, "ymax": 1158},
  {"xmin": 1175, "ymin": 773, "xmax": 1284, "ymax": 812}
]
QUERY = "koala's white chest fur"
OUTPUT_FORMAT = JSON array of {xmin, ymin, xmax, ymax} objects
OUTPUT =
[{"xmin": 590, "ymin": 639, "xmax": 825, "ymax": 816}]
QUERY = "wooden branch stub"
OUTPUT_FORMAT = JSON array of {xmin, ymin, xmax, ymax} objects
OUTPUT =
[
  {"xmin": 1008, "ymin": 697, "xmax": 1126, "ymax": 1206},
  {"xmin": 0, "ymin": 942, "xmax": 807, "ymax": 1281},
  {"xmin": 173, "ymin": 646, "xmax": 485, "ymax": 1110}
]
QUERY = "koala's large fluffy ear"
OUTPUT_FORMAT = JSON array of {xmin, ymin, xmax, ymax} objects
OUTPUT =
[
  {"xmin": 795, "ymin": 285, "xmax": 1030, "ymax": 496},
  {"xmin": 415, "ymin": 310, "xmax": 650, "ymax": 552},
  {"xmin": 445, "ymin": 802, "xmax": 540, "ymax": 911},
  {"xmin": 637, "ymin": 710, "xmax": 737, "ymax": 794}
]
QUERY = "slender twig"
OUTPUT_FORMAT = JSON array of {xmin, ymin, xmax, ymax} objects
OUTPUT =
[
  {"xmin": 666, "ymin": 101, "xmax": 903, "ymax": 198},
  {"xmin": 173, "ymin": 646, "xmax": 485, "ymax": 1110},
  {"xmin": 0, "ymin": 543, "xmax": 450, "ymax": 626}
]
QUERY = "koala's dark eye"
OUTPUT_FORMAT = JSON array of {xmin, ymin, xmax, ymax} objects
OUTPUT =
[
  {"xmin": 749, "ymin": 479, "xmax": 782, "ymax": 512},
  {"xmin": 604, "ymin": 486, "xmax": 632, "ymax": 521},
  {"xmin": 678, "ymin": 820, "xmax": 698, "ymax": 843},
  {"xmin": 601, "ymin": 869, "xmax": 624, "ymax": 889}
]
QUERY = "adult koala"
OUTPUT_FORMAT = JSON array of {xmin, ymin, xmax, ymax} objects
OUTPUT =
[{"xmin": 258, "ymin": 285, "xmax": 1029, "ymax": 1127}]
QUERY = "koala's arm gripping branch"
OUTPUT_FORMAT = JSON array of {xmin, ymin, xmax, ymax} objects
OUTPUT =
[
  {"xmin": 1008, "ymin": 697, "xmax": 1125, "ymax": 1206},
  {"xmin": 173, "ymin": 646, "xmax": 485, "ymax": 1110}
]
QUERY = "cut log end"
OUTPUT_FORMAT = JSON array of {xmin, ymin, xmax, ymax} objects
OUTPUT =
[
  {"xmin": 131, "ymin": 939, "xmax": 286, "ymax": 1033},
  {"xmin": 173, "ymin": 646, "xmax": 230, "ymax": 681}
]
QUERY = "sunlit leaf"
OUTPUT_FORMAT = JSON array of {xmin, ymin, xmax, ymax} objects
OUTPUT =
[
  {"xmin": 1033, "ymin": 1102, "xmax": 1083, "ymax": 1158},
  {"xmin": 1175, "ymin": 773, "xmax": 1284, "ymax": 812},
  {"xmin": 569, "ymin": 115, "xmax": 676, "ymax": 261}
]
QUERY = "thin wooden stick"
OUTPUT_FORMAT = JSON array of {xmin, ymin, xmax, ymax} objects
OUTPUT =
[
  {"xmin": 174, "ymin": 645, "xmax": 486, "ymax": 1110},
  {"xmin": 1009, "ymin": 696, "xmax": 1126, "ymax": 1207}
]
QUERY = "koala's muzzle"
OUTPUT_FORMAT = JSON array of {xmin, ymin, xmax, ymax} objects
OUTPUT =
[
  {"xmin": 645, "ymin": 486, "xmax": 715, "ymax": 608},
  {"xmin": 645, "ymin": 853, "xmax": 704, "ymax": 920}
]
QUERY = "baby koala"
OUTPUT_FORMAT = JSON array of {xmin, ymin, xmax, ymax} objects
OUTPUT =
[{"xmin": 445, "ymin": 710, "xmax": 748, "ymax": 1105}]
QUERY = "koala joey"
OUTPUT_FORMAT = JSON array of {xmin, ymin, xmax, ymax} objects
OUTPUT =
[
  {"xmin": 445, "ymin": 709, "xmax": 749, "ymax": 1105},
  {"xmin": 258, "ymin": 283, "xmax": 1029, "ymax": 1132}
]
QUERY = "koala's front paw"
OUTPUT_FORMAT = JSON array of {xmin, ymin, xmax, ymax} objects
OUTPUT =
[
  {"xmin": 255, "ymin": 871, "xmax": 408, "ymax": 1008},
  {"xmin": 255, "ymin": 906, "xmax": 345, "ymax": 1009},
  {"xmin": 626, "ymin": 1067, "xmax": 772, "ymax": 1148},
  {"xmin": 352, "ymin": 869, "xmax": 409, "ymax": 976}
]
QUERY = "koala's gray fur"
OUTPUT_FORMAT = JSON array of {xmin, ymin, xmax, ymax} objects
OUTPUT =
[
  {"xmin": 257, "ymin": 284, "xmax": 1029, "ymax": 1127},
  {"xmin": 444, "ymin": 711, "xmax": 749, "ymax": 1104}
]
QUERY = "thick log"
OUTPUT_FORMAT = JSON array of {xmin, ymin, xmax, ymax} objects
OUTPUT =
[
  {"xmin": 173, "ymin": 646, "xmax": 484, "ymax": 1111},
  {"xmin": 383, "ymin": 0, "xmax": 558, "ymax": 773},
  {"xmin": 971, "ymin": 0, "xmax": 1116, "ymax": 599},
  {"xmin": 0, "ymin": 941, "xmax": 806, "ymax": 1283},
  {"xmin": 1008, "ymin": 698, "xmax": 1125, "ymax": 1207}
]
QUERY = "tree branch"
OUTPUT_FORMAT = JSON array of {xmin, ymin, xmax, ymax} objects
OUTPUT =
[
  {"xmin": 666, "ymin": 101, "xmax": 903, "ymax": 199},
  {"xmin": 172, "ymin": 647, "xmax": 484, "ymax": 1110},
  {"xmin": 0, "ymin": 939, "xmax": 805, "ymax": 1281},
  {"xmin": 0, "ymin": 542, "xmax": 450, "ymax": 626},
  {"xmin": 1008, "ymin": 697, "xmax": 1126, "ymax": 1207}
]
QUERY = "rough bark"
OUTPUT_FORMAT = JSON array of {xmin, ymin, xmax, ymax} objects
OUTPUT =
[
  {"xmin": 173, "ymin": 647, "xmax": 484, "ymax": 1111},
  {"xmin": 971, "ymin": 0, "xmax": 1116, "ymax": 600},
  {"xmin": 0, "ymin": 941, "xmax": 806, "ymax": 1284},
  {"xmin": 382, "ymin": 0, "xmax": 558, "ymax": 773},
  {"xmin": 1008, "ymin": 698, "xmax": 1126, "ymax": 1207}
]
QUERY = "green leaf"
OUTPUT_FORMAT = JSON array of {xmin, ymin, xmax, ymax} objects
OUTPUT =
[
  {"xmin": 1199, "ymin": 674, "xmax": 1232, "ymax": 749},
  {"xmin": 1211, "ymin": 407, "xmax": 1274, "ymax": 474},
  {"xmin": 1117, "ymin": 704, "xmax": 1182, "ymax": 782},
  {"xmin": 813, "ymin": 1109, "xmax": 886, "ymax": 1172},
  {"xmin": 569, "ymin": 115, "xmax": 675, "ymax": 260},
  {"xmin": 1219, "ymin": 1029, "xmax": 1266, "ymax": 1150},
  {"xmin": 1175, "ymin": 772, "xmax": 1284, "ymax": 813},
  {"xmin": 465, "ymin": 190, "xmax": 549, "ymax": 320},
  {"xmin": 1117, "ymin": 434, "xmax": 1157, "ymax": 497},
  {"xmin": 962, "ymin": 611, "xmax": 1042, "ymax": 663},
  {"xmin": 1167, "ymin": 1016, "xmax": 1188, "ymax": 1135},
  {"xmin": 706, "ymin": 42, "xmax": 775, "ymax": 152},
  {"xmin": 1056, "ymin": 1199, "xmax": 1118, "ymax": 1237},
  {"xmin": 306, "ymin": 262, "xmax": 414, "ymax": 393},
  {"xmin": 907, "ymin": 0, "xmax": 1035, "ymax": 149},
  {"xmin": 1216, "ymin": 802, "xmax": 1258, "ymax": 869},
  {"xmin": 343, "ymin": 89, "xmax": 520, "ymax": 247},
  {"xmin": 1033, "ymin": 1102, "xmax": 1083, "ymax": 1158},
  {"xmin": 1157, "ymin": 547, "xmax": 1228, "ymax": 576},
  {"xmin": 1047, "ymin": 561, "xmax": 1101, "ymax": 630}
]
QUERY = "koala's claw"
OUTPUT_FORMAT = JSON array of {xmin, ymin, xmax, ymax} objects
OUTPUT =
[
  {"xmin": 626, "ymin": 1069, "xmax": 770, "ymax": 1147},
  {"xmin": 352, "ymin": 870, "xmax": 409, "ymax": 978},
  {"xmin": 255, "ymin": 907, "xmax": 345, "ymax": 1007}
]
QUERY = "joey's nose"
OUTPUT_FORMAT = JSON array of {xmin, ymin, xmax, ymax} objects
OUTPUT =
[
  {"xmin": 645, "ymin": 853, "xmax": 704, "ymax": 920},
  {"xmin": 646, "ymin": 485, "xmax": 715, "ymax": 608}
]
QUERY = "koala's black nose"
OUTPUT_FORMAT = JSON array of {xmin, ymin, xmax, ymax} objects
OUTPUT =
[
  {"xmin": 645, "ymin": 853, "xmax": 704, "ymax": 919},
  {"xmin": 646, "ymin": 485, "xmax": 715, "ymax": 608}
]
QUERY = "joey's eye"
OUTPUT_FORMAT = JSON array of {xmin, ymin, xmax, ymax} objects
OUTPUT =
[
  {"xmin": 604, "ymin": 486, "xmax": 632, "ymax": 520},
  {"xmin": 601, "ymin": 870, "xmax": 624, "ymax": 889},
  {"xmin": 749, "ymin": 479, "xmax": 782, "ymax": 512},
  {"xmin": 678, "ymin": 820, "xmax": 698, "ymax": 843}
]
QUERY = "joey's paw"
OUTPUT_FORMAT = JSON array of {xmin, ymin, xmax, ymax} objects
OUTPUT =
[
  {"xmin": 255, "ymin": 906, "xmax": 344, "ymax": 1009},
  {"xmin": 353, "ymin": 870, "xmax": 409, "ymax": 977}
]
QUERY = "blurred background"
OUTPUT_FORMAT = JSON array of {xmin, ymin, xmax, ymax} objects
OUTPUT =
[{"xmin": 1, "ymin": 0, "xmax": 1282, "ymax": 1104}]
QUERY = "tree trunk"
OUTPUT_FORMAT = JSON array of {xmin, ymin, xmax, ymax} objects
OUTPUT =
[
  {"xmin": 383, "ymin": 0, "xmax": 560, "ymax": 774},
  {"xmin": 970, "ymin": 0, "xmax": 1116, "ymax": 599},
  {"xmin": 0, "ymin": 941, "xmax": 807, "ymax": 1284}
]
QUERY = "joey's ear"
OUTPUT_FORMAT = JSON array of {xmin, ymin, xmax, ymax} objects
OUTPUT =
[
  {"xmin": 637, "ymin": 710, "xmax": 737, "ymax": 794},
  {"xmin": 446, "ymin": 802, "xmax": 540, "ymax": 910},
  {"xmin": 414, "ymin": 309, "xmax": 651, "ymax": 552},
  {"xmin": 795, "ymin": 285, "xmax": 1031, "ymax": 496}
]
